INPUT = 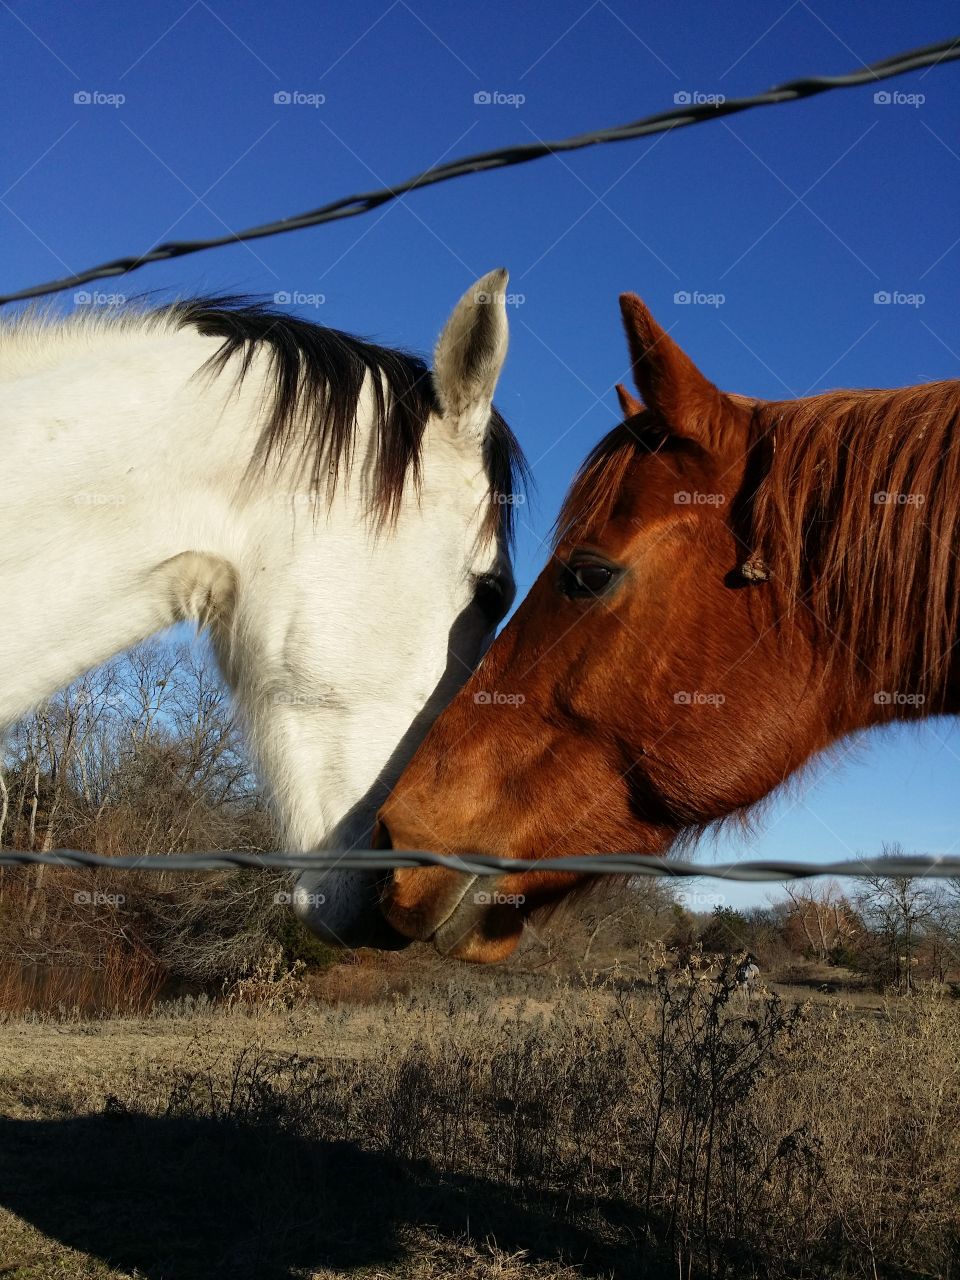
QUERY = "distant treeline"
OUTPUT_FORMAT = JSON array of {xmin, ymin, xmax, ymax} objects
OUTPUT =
[{"xmin": 2, "ymin": 642, "xmax": 958, "ymax": 1011}]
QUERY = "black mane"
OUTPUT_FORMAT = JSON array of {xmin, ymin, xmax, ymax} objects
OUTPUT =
[{"xmin": 168, "ymin": 296, "xmax": 526, "ymax": 542}]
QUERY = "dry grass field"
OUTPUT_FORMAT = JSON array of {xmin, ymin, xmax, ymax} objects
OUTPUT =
[
  {"xmin": 0, "ymin": 956, "xmax": 957, "ymax": 1280},
  {"xmin": 4, "ymin": 647, "xmax": 958, "ymax": 1276}
]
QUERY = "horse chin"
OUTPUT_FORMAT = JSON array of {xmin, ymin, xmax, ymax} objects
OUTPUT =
[
  {"xmin": 432, "ymin": 894, "xmax": 525, "ymax": 964},
  {"xmin": 380, "ymin": 867, "xmax": 523, "ymax": 963},
  {"xmin": 293, "ymin": 871, "xmax": 410, "ymax": 950}
]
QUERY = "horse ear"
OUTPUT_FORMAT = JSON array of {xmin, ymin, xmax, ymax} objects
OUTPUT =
[
  {"xmin": 619, "ymin": 293, "xmax": 732, "ymax": 453},
  {"xmin": 434, "ymin": 269, "xmax": 509, "ymax": 438},
  {"xmin": 615, "ymin": 382, "xmax": 643, "ymax": 420}
]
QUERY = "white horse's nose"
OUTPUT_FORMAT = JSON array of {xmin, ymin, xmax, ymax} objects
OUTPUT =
[{"xmin": 291, "ymin": 870, "xmax": 408, "ymax": 949}]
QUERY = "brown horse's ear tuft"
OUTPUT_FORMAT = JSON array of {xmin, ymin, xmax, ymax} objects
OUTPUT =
[
  {"xmin": 615, "ymin": 383, "xmax": 643, "ymax": 420},
  {"xmin": 739, "ymin": 553, "xmax": 770, "ymax": 583},
  {"xmin": 619, "ymin": 293, "xmax": 731, "ymax": 453}
]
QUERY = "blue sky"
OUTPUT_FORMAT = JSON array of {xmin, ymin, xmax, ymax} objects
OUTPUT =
[{"xmin": 3, "ymin": 0, "xmax": 958, "ymax": 907}]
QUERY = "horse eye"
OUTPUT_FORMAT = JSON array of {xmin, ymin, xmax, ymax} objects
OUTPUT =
[
  {"xmin": 473, "ymin": 573, "xmax": 510, "ymax": 624},
  {"xmin": 559, "ymin": 559, "xmax": 620, "ymax": 599}
]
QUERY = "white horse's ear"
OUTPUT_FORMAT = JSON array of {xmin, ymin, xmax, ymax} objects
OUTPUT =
[{"xmin": 433, "ymin": 268, "xmax": 509, "ymax": 438}]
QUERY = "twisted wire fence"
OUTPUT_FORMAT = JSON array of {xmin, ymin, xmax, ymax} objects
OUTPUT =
[
  {"xmin": 1, "ymin": 848, "xmax": 957, "ymax": 881},
  {"xmin": 1, "ymin": 36, "xmax": 957, "ymax": 304}
]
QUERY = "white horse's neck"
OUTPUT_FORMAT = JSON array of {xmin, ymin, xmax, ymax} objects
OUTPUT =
[
  {"xmin": 1, "ymin": 284, "xmax": 515, "ymax": 935},
  {"xmin": 0, "ymin": 324, "xmax": 246, "ymax": 723}
]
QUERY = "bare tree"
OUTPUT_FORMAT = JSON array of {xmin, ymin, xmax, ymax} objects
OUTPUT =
[
  {"xmin": 855, "ymin": 844, "xmax": 943, "ymax": 993},
  {"xmin": 0, "ymin": 638, "xmax": 283, "ymax": 987},
  {"xmin": 784, "ymin": 880, "xmax": 859, "ymax": 962},
  {"xmin": 563, "ymin": 879, "xmax": 677, "ymax": 967}
]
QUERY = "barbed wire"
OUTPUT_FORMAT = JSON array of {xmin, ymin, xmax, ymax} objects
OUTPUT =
[
  {"xmin": 2, "ymin": 36, "xmax": 957, "ymax": 306},
  {"xmin": 0, "ymin": 848, "xmax": 957, "ymax": 881}
]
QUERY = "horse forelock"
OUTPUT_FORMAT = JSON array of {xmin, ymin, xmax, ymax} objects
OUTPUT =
[{"xmin": 552, "ymin": 418, "xmax": 663, "ymax": 547}]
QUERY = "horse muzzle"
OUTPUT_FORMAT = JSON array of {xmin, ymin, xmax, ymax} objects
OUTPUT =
[
  {"xmin": 379, "ymin": 864, "xmax": 525, "ymax": 963},
  {"xmin": 372, "ymin": 818, "xmax": 527, "ymax": 963},
  {"xmin": 293, "ymin": 869, "xmax": 410, "ymax": 950}
]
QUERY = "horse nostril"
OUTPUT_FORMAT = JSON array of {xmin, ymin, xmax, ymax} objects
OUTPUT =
[{"xmin": 371, "ymin": 818, "xmax": 393, "ymax": 850}]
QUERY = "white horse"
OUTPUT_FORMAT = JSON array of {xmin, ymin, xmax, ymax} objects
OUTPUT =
[
  {"xmin": 735, "ymin": 957, "xmax": 761, "ymax": 1003},
  {"xmin": 0, "ymin": 270, "xmax": 523, "ymax": 945}
]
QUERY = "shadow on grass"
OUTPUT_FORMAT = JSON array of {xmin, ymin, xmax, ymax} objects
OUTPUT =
[{"xmin": 0, "ymin": 1109, "xmax": 666, "ymax": 1280}]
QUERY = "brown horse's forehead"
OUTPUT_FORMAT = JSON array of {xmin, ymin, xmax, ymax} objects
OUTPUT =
[
  {"xmin": 556, "ymin": 509, "xmax": 647, "ymax": 560},
  {"xmin": 557, "ymin": 458, "xmax": 699, "ymax": 560}
]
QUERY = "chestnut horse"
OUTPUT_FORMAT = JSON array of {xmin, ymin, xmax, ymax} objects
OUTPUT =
[{"xmin": 374, "ymin": 293, "xmax": 960, "ymax": 962}]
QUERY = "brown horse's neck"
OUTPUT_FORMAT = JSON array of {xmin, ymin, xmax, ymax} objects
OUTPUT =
[{"xmin": 619, "ymin": 617, "xmax": 957, "ymax": 846}]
